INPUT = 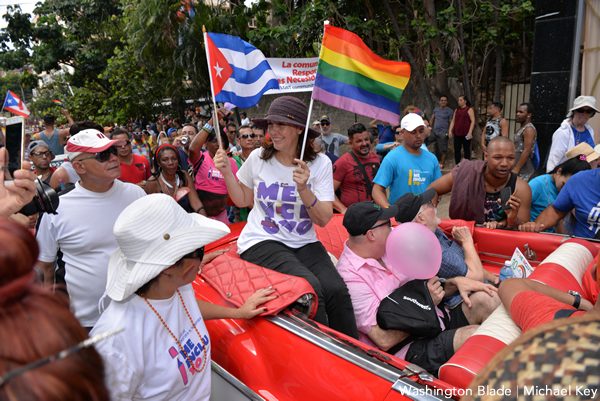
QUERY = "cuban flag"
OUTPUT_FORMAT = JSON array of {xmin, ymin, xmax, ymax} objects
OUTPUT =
[
  {"xmin": 3, "ymin": 90, "xmax": 30, "ymax": 118},
  {"xmin": 205, "ymin": 33, "xmax": 279, "ymax": 109}
]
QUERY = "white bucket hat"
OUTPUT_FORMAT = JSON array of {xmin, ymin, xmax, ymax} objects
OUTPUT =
[
  {"xmin": 105, "ymin": 193, "xmax": 230, "ymax": 301},
  {"xmin": 568, "ymin": 96, "xmax": 599, "ymax": 117}
]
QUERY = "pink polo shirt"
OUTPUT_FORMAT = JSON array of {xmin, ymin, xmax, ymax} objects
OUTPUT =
[
  {"xmin": 194, "ymin": 150, "xmax": 238, "ymax": 195},
  {"xmin": 336, "ymin": 243, "xmax": 408, "ymax": 341}
]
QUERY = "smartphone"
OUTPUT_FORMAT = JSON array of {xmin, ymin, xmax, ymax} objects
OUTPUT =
[
  {"xmin": 500, "ymin": 187, "xmax": 512, "ymax": 211},
  {"xmin": 4, "ymin": 116, "xmax": 25, "ymax": 175}
]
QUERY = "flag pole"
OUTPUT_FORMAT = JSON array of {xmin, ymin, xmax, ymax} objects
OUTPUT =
[
  {"xmin": 299, "ymin": 20, "xmax": 329, "ymax": 161},
  {"xmin": 299, "ymin": 97, "xmax": 315, "ymax": 161},
  {"xmin": 202, "ymin": 25, "xmax": 223, "ymax": 150}
]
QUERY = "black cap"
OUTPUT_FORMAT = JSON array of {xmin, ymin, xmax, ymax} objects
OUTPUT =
[
  {"xmin": 343, "ymin": 201, "xmax": 398, "ymax": 236},
  {"xmin": 394, "ymin": 189, "xmax": 437, "ymax": 223}
]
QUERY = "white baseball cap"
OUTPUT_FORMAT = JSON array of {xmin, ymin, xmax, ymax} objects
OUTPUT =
[
  {"xmin": 105, "ymin": 194, "xmax": 230, "ymax": 301},
  {"xmin": 400, "ymin": 113, "xmax": 425, "ymax": 132},
  {"xmin": 65, "ymin": 129, "xmax": 117, "ymax": 161}
]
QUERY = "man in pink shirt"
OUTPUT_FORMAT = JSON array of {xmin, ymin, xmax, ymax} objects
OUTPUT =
[{"xmin": 337, "ymin": 201, "xmax": 493, "ymax": 375}]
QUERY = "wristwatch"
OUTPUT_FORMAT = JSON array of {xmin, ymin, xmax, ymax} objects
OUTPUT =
[
  {"xmin": 568, "ymin": 290, "xmax": 581, "ymax": 309},
  {"xmin": 202, "ymin": 122, "xmax": 214, "ymax": 133}
]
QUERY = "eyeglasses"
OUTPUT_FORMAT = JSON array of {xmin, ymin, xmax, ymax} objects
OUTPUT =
[
  {"xmin": 30, "ymin": 151, "xmax": 52, "ymax": 158},
  {"xmin": 367, "ymin": 220, "xmax": 391, "ymax": 233},
  {"xmin": 575, "ymin": 108, "xmax": 595, "ymax": 115},
  {"xmin": 76, "ymin": 146, "xmax": 118, "ymax": 163},
  {"xmin": 240, "ymin": 134, "xmax": 257, "ymax": 139}
]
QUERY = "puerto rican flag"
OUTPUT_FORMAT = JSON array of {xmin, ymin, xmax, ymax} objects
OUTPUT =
[
  {"xmin": 205, "ymin": 33, "xmax": 279, "ymax": 109},
  {"xmin": 3, "ymin": 90, "xmax": 30, "ymax": 118}
]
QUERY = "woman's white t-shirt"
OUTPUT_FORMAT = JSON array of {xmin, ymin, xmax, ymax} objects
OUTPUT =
[
  {"xmin": 91, "ymin": 284, "xmax": 211, "ymax": 401},
  {"xmin": 236, "ymin": 149, "xmax": 335, "ymax": 253}
]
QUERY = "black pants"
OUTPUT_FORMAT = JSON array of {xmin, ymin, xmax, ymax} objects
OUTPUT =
[
  {"xmin": 453, "ymin": 136, "xmax": 471, "ymax": 165},
  {"xmin": 241, "ymin": 240, "xmax": 359, "ymax": 339}
]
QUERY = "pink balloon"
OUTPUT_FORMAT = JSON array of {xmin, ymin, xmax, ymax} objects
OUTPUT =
[{"xmin": 385, "ymin": 222, "xmax": 442, "ymax": 281}]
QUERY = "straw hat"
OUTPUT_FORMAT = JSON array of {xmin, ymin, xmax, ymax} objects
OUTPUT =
[
  {"xmin": 253, "ymin": 96, "xmax": 320, "ymax": 138},
  {"xmin": 105, "ymin": 194, "xmax": 230, "ymax": 301},
  {"xmin": 565, "ymin": 142, "xmax": 600, "ymax": 164}
]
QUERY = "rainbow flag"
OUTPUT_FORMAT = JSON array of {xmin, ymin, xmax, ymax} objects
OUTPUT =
[{"xmin": 312, "ymin": 25, "xmax": 410, "ymax": 124}]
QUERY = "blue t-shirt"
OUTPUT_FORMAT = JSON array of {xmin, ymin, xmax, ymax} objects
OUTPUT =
[
  {"xmin": 432, "ymin": 107, "xmax": 453, "ymax": 135},
  {"xmin": 571, "ymin": 126, "xmax": 595, "ymax": 148},
  {"xmin": 373, "ymin": 145, "xmax": 441, "ymax": 203},
  {"xmin": 553, "ymin": 169, "xmax": 600, "ymax": 238},
  {"xmin": 377, "ymin": 124, "xmax": 395, "ymax": 144},
  {"xmin": 529, "ymin": 174, "xmax": 558, "ymax": 222}
]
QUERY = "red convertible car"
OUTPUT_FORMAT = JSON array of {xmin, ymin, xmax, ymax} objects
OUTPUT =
[{"xmin": 195, "ymin": 216, "xmax": 599, "ymax": 401}]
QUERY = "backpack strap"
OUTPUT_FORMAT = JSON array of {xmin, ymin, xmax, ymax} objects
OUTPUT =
[{"xmin": 349, "ymin": 152, "xmax": 374, "ymax": 198}]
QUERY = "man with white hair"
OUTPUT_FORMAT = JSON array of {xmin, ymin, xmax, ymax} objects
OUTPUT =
[{"xmin": 36, "ymin": 129, "xmax": 145, "ymax": 329}]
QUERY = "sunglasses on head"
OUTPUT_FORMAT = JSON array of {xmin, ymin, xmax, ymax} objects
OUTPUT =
[
  {"xmin": 240, "ymin": 134, "xmax": 257, "ymax": 139},
  {"xmin": 77, "ymin": 146, "xmax": 118, "ymax": 163},
  {"xmin": 575, "ymin": 108, "xmax": 595, "ymax": 115}
]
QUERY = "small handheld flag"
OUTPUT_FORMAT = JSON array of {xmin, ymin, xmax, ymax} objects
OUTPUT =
[
  {"xmin": 205, "ymin": 32, "xmax": 279, "ymax": 109},
  {"xmin": 2, "ymin": 90, "xmax": 30, "ymax": 118}
]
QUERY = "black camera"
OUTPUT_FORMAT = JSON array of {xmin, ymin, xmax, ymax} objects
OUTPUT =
[{"xmin": 19, "ymin": 178, "xmax": 60, "ymax": 216}]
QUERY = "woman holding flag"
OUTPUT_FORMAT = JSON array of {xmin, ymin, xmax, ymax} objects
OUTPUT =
[{"xmin": 214, "ymin": 96, "xmax": 358, "ymax": 339}]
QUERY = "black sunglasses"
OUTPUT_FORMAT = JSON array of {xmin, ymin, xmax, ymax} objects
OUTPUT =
[
  {"xmin": 320, "ymin": 122, "xmax": 330, "ymax": 126},
  {"xmin": 365, "ymin": 220, "xmax": 391, "ymax": 234},
  {"xmin": 76, "ymin": 146, "xmax": 118, "ymax": 163},
  {"xmin": 240, "ymin": 134, "xmax": 257, "ymax": 139},
  {"xmin": 575, "ymin": 108, "xmax": 595, "ymax": 115}
]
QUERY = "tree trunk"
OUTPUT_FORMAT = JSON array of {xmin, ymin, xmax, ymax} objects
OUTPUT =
[
  {"xmin": 455, "ymin": 0, "xmax": 472, "ymax": 102},
  {"xmin": 493, "ymin": 0, "xmax": 502, "ymax": 101},
  {"xmin": 423, "ymin": 0, "xmax": 450, "ymax": 98},
  {"xmin": 381, "ymin": 0, "xmax": 434, "ymax": 114}
]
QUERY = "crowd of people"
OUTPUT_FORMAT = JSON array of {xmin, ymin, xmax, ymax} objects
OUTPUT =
[{"xmin": 0, "ymin": 92, "xmax": 599, "ymax": 399}]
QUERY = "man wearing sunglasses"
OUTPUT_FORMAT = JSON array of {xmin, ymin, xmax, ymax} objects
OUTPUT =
[
  {"xmin": 109, "ymin": 128, "xmax": 150, "ymax": 185},
  {"xmin": 36, "ymin": 129, "xmax": 146, "ymax": 330},
  {"xmin": 319, "ymin": 115, "xmax": 348, "ymax": 158},
  {"xmin": 547, "ymin": 95, "xmax": 599, "ymax": 172},
  {"xmin": 27, "ymin": 140, "xmax": 56, "ymax": 185}
]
